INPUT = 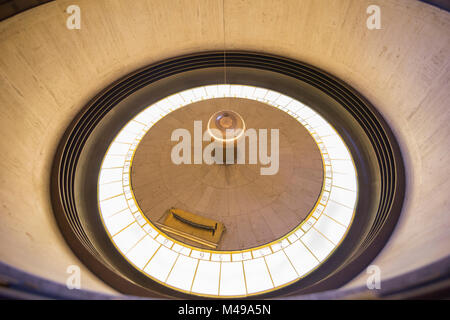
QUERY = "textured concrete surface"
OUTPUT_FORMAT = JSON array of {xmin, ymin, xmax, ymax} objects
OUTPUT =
[{"xmin": 0, "ymin": 0, "xmax": 449, "ymax": 292}]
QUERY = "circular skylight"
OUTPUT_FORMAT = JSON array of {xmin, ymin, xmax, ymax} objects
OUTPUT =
[{"xmin": 97, "ymin": 84, "xmax": 358, "ymax": 297}]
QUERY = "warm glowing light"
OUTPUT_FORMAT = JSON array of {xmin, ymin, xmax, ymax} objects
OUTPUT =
[{"xmin": 98, "ymin": 84, "xmax": 358, "ymax": 297}]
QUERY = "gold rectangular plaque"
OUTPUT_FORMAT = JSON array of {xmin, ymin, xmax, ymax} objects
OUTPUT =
[{"xmin": 155, "ymin": 207, "xmax": 225, "ymax": 249}]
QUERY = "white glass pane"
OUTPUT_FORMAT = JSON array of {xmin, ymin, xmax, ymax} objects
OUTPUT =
[
  {"xmin": 301, "ymin": 217, "xmax": 315, "ymax": 232},
  {"xmin": 219, "ymin": 262, "xmax": 246, "ymax": 296},
  {"xmin": 312, "ymin": 204, "xmax": 325, "ymax": 218},
  {"xmin": 315, "ymin": 126, "xmax": 337, "ymax": 138},
  {"xmin": 138, "ymin": 107, "xmax": 162, "ymax": 124},
  {"xmin": 155, "ymin": 234, "xmax": 174, "ymax": 248},
  {"xmin": 205, "ymin": 85, "xmax": 218, "ymax": 98},
  {"xmin": 211, "ymin": 253, "xmax": 231, "ymax": 262},
  {"xmin": 306, "ymin": 114, "xmax": 329, "ymax": 129},
  {"xmin": 301, "ymin": 228, "xmax": 335, "ymax": 262},
  {"xmin": 294, "ymin": 228, "xmax": 305, "ymax": 238},
  {"xmin": 332, "ymin": 172, "xmax": 357, "ymax": 192},
  {"xmin": 231, "ymin": 251, "xmax": 251, "ymax": 262},
  {"xmin": 99, "ymin": 168, "xmax": 123, "ymax": 184},
  {"xmin": 265, "ymin": 90, "xmax": 280, "ymax": 103},
  {"xmin": 192, "ymin": 87, "xmax": 206, "ymax": 99},
  {"xmin": 314, "ymin": 214, "xmax": 347, "ymax": 245},
  {"xmin": 229, "ymin": 85, "xmax": 242, "ymax": 97},
  {"xmin": 191, "ymin": 250, "xmax": 210, "ymax": 260},
  {"xmin": 100, "ymin": 195, "xmax": 128, "ymax": 216},
  {"xmin": 142, "ymin": 223, "xmax": 159, "ymax": 238},
  {"xmin": 253, "ymin": 88, "xmax": 268, "ymax": 99},
  {"xmin": 324, "ymin": 201, "xmax": 354, "ymax": 226},
  {"xmin": 241, "ymin": 86, "xmax": 254, "ymax": 98},
  {"xmin": 98, "ymin": 182, "xmax": 123, "ymax": 201},
  {"xmin": 217, "ymin": 84, "xmax": 230, "ymax": 97},
  {"xmin": 108, "ymin": 142, "xmax": 130, "ymax": 155},
  {"xmin": 126, "ymin": 235, "xmax": 160, "ymax": 269},
  {"xmin": 133, "ymin": 214, "xmax": 146, "ymax": 228},
  {"xmin": 243, "ymin": 258, "xmax": 273, "ymax": 294},
  {"xmin": 321, "ymin": 135, "xmax": 343, "ymax": 147},
  {"xmin": 271, "ymin": 242, "xmax": 282, "ymax": 252},
  {"xmin": 326, "ymin": 145, "xmax": 351, "ymax": 160},
  {"xmin": 104, "ymin": 208, "xmax": 134, "ymax": 235},
  {"xmin": 330, "ymin": 159, "xmax": 355, "ymax": 175},
  {"xmin": 133, "ymin": 111, "xmax": 154, "ymax": 126},
  {"xmin": 167, "ymin": 94, "xmax": 184, "ymax": 108},
  {"xmin": 144, "ymin": 245, "xmax": 178, "ymax": 282},
  {"xmin": 297, "ymin": 106, "xmax": 316, "ymax": 119},
  {"xmin": 288, "ymin": 233, "xmax": 298, "ymax": 243},
  {"xmin": 102, "ymin": 155, "xmax": 126, "ymax": 168},
  {"xmin": 320, "ymin": 191, "xmax": 330, "ymax": 204},
  {"xmin": 123, "ymin": 121, "xmax": 146, "ymax": 135},
  {"xmin": 251, "ymin": 247, "xmax": 272, "ymax": 258},
  {"xmin": 191, "ymin": 260, "xmax": 220, "ymax": 295},
  {"xmin": 172, "ymin": 243, "xmax": 191, "ymax": 256},
  {"xmin": 329, "ymin": 186, "xmax": 357, "ymax": 208},
  {"xmin": 113, "ymin": 222, "xmax": 146, "ymax": 253},
  {"xmin": 285, "ymin": 99, "xmax": 304, "ymax": 113},
  {"xmin": 265, "ymin": 250, "xmax": 298, "ymax": 287},
  {"xmin": 325, "ymin": 165, "xmax": 332, "ymax": 178},
  {"xmin": 326, "ymin": 178, "xmax": 333, "ymax": 191},
  {"xmin": 284, "ymin": 240, "xmax": 319, "ymax": 277},
  {"xmin": 189, "ymin": 91, "xmax": 204, "ymax": 103},
  {"xmin": 166, "ymin": 254, "xmax": 198, "ymax": 291},
  {"xmin": 114, "ymin": 130, "xmax": 138, "ymax": 144},
  {"xmin": 274, "ymin": 94, "xmax": 292, "ymax": 107},
  {"xmin": 156, "ymin": 98, "xmax": 174, "ymax": 113},
  {"xmin": 179, "ymin": 90, "xmax": 195, "ymax": 103}
]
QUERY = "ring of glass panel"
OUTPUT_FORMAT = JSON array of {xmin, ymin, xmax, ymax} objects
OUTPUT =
[{"xmin": 98, "ymin": 84, "xmax": 358, "ymax": 297}]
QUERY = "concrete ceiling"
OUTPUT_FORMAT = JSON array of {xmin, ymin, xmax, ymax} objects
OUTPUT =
[{"xmin": 0, "ymin": 0, "xmax": 448, "ymax": 293}]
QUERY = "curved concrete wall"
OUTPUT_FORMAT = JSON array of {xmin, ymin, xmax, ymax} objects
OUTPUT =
[{"xmin": 0, "ymin": 0, "xmax": 448, "ymax": 293}]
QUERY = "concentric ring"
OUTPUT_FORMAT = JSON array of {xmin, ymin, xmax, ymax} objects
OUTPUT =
[
  {"xmin": 98, "ymin": 84, "xmax": 358, "ymax": 297},
  {"xmin": 51, "ymin": 52, "xmax": 405, "ymax": 299}
]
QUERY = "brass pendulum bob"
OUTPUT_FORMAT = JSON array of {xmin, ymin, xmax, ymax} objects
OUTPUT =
[{"xmin": 207, "ymin": 110, "xmax": 245, "ymax": 164}]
